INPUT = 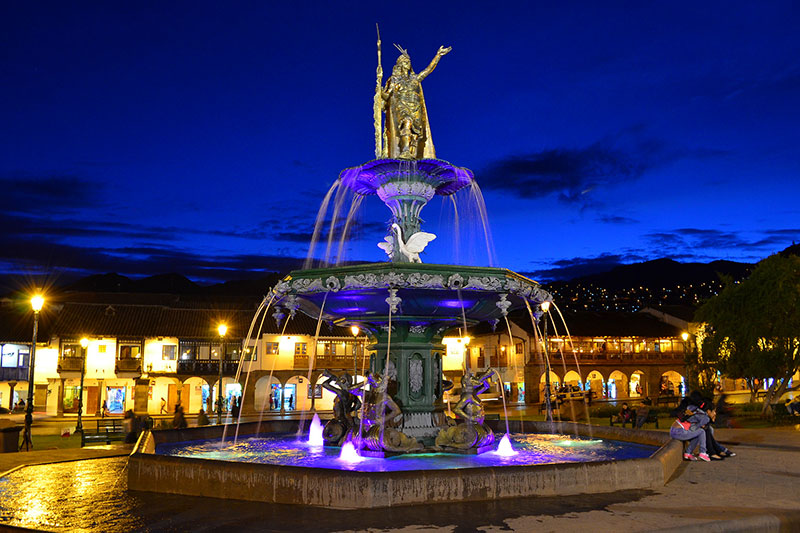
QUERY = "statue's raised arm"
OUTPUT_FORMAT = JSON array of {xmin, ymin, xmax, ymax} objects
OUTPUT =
[
  {"xmin": 418, "ymin": 45, "xmax": 451, "ymax": 81},
  {"xmin": 381, "ymin": 43, "xmax": 451, "ymax": 160}
]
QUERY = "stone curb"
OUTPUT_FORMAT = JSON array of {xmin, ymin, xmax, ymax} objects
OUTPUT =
[{"xmin": 652, "ymin": 510, "xmax": 800, "ymax": 532}]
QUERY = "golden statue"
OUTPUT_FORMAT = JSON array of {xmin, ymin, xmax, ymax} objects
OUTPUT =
[{"xmin": 373, "ymin": 31, "xmax": 451, "ymax": 160}]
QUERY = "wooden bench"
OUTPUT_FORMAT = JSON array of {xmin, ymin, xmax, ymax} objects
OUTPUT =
[
  {"xmin": 81, "ymin": 418, "xmax": 126, "ymax": 446},
  {"xmin": 610, "ymin": 409, "xmax": 658, "ymax": 429}
]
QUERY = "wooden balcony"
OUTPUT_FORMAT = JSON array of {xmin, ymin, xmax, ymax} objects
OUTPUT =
[
  {"xmin": 293, "ymin": 355, "xmax": 361, "ymax": 370},
  {"xmin": 543, "ymin": 350, "xmax": 685, "ymax": 364},
  {"xmin": 176, "ymin": 359, "xmax": 239, "ymax": 375},
  {"xmin": 0, "ymin": 367, "xmax": 28, "ymax": 381},
  {"xmin": 57, "ymin": 358, "xmax": 83, "ymax": 372},
  {"xmin": 115, "ymin": 358, "xmax": 142, "ymax": 374}
]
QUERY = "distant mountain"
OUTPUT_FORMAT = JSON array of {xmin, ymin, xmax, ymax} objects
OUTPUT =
[
  {"xmin": 557, "ymin": 258, "xmax": 753, "ymax": 290},
  {"xmin": 64, "ymin": 273, "xmax": 138, "ymax": 292}
]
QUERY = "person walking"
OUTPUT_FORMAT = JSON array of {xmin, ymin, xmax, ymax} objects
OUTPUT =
[{"xmin": 159, "ymin": 397, "xmax": 167, "ymax": 414}]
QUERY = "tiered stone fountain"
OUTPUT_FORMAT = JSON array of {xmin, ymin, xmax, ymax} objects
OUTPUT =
[{"xmin": 127, "ymin": 39, "xmax": 683, "ymax": 508}]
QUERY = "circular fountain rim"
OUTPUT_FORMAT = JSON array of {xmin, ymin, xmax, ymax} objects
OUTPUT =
[
  {"xmin": 128, "ymin": 420, "xmax": 683, "ymax": 509},
  {"xmin": 339, "ymin": 158, "xmax": 474, "ymax": 197}
]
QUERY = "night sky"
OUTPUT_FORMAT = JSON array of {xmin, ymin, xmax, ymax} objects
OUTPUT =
[{"xmin": 3, "ymin": 2, "xmax": 799, "ymax": 286}]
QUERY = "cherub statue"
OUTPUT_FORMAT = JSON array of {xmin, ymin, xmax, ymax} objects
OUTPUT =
[
  {"xmin": 321, "ymin": 370, "xmax": 364, "ymax": 445},
  {"xmin": 453, "ymin": 369, "xmax": 494, "ymax": 425}
]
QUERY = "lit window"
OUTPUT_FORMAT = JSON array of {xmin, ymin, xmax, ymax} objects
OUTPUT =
[{"xmin": 162, "ymin": 345, "xmax": 177, "ymax": 360}]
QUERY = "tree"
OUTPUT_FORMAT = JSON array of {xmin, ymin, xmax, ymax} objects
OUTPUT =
[{"xmin": 694, "ymin": 254, "xmax": 800, "ymax": 415}]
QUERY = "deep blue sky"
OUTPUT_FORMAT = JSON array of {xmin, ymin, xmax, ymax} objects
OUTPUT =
[{"xmin": 3, "ymin": 1, "xmax": 799, "ymax": 285}]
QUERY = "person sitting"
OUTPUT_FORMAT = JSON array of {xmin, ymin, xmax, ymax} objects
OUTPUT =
[
  {"xmin": 196, "ymin": 408, "xmax": 210, "ymax": 426},
  {"xmin": 784, "ymin": 398, "xmax": 800, "ymax": 416},
  {"xmin": 634, "ymin": 404, "xmax": 651, "ymax": 429},
  {"xmin": 172, "ymin": 405, "xmax": 188, "ymax": 429},
  {"xmin": 670, "ymin": 405, "xmax": 711, "ymax": 461},
  {"xmin": 701, "ymin": 406, "xmax": 735, "ymax": 459},
  {"xmin": 612, "ymin": 402, "xmax": 635, "ymax": 427}
]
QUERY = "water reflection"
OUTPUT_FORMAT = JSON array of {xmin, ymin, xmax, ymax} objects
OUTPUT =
[{"xmin": 156, "ymin": 433, "xmax": 656, "ymax": 472}]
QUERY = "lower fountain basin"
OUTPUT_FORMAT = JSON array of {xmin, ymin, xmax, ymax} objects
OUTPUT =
[{"xmin": 127, "ymin": 420, "xmax": 682, "ymax": 509}]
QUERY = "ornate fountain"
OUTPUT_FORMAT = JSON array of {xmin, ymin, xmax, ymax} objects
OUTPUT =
[
  {"xmin": 127, "ymin": 35, "xmax": 683, "ymax": 509},
  {"xmin": 271, "ymin": 39, "xmax": 550, "ymax": 454}
]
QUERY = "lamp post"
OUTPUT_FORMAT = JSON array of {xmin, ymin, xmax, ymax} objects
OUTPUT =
[
  {"xmin": 21, "ymin": 294, "xmax": 44, "ymax": 451},
  {"xmin": 76, "ymin": 337, "xmax": 89, "ymax": 434},
  {"xmin": 217, "ymin": 324, "xmax": 227, "ymax": 424},
  {"xmin": 541, "ymin": 301, "xmax": 553, "ymax": 423},
  {"xmin": 350, "ymin": 325, "xmax": 360, "ymax": 377}
]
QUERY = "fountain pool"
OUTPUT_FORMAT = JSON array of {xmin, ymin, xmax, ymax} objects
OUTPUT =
[{"xmin": 155, "ymin": 433, "xmax": 657, "ymax": 473}]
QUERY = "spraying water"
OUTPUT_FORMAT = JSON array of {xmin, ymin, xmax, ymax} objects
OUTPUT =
[
  {"xmin": 308, "ymin": 413, "xmax": 324, "ymax": 447},
  {"xmin": 495, "ymin": 433, "xmax": 517, "ymax": 456}
]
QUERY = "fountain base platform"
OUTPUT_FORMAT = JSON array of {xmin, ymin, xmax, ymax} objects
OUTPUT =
[{"xmin": 127, "ymin": 420, "xmax": 682, "ymax": 509}]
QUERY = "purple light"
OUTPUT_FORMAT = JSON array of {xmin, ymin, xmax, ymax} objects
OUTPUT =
[
  {"xmin": 308, "ymin": 414, "xmax": 324, "ymax": 447},
  {"xmin": 495, "ymin": 434, "xmax": 517, "ymax": 456},
  {"xmin": 439, "ymin": 300, "xmax": 466, "ymax": 308}
]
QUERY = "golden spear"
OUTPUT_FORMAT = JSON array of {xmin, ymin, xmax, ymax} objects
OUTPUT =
[{"xmin": 373, "ymin": 23, "xmax": 383, "ymax": 159}]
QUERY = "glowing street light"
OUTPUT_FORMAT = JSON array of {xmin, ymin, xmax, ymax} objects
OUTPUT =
[
  {"xmin": 21, "ymin": 293, "xmax": 44, "ymax": 451},
  {"xmin": 541, "ymin": 301, "xmax": 553, "ymax": 423},
  {"xmin": 350, "ymin": 325, "xmax": 360, "ymax": 377},
  {"xmin": 76, "ymin": 337, "xmax": 89, "ymax": 435},
  {"xmin": 217, "ymin": 324, "xmax": 227, "ymax": 424}
]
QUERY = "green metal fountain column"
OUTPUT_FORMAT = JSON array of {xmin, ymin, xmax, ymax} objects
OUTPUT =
[{"xmin": 368, "ymin": 321, "xmax": 447, "ymax": 440}]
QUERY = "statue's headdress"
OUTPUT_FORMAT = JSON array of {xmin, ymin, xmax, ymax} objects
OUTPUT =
[{"xmin": 394, "ymin": 43, "xmax": 411, "ymax": 62}]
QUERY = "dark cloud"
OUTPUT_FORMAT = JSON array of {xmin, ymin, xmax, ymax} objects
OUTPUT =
[
  {"xmin": 1, "ymin": 173, "xmax": 102, "ymax": 213},
  {"xmin": 0, "ymin": 234, "xmax": 304, "ymax": 284},
  {"xmin": 524, "ymin": 252, "xmax": 647, "ymax": 282},
  {"xmin": 645, "ymin": 228, "xmax": 800, "ymax": 256},
  {"xmin": 479, "ymin": 128, "xmax": 727, "ymax": 205},
  {"xmin": 597, "ymin": 215, "xmax": 639, "ymax": 225}
]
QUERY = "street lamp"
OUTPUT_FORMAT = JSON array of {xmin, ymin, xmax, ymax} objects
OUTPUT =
[
  {"xmin": 350, "ymin": 325, "xmax": 360, "ymax": 377},
  {"xmin": 76, "ymin": 337, "xmax": 89, "ymax": 434},
  {"xmin": 217, "ymin": 324, "xmax": 227, "ymax": 424},
  {"xmin": 21, "ymin": 294, "xmax": 44, "ymax": 451},
  {"xmin": 540, "ymin": 301, "xmax": 553, "ymax": 423}
]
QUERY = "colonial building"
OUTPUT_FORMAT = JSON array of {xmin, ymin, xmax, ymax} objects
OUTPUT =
[{"xmin": 1, "ymin": 292, "xmax": 691, "ymax": 418}]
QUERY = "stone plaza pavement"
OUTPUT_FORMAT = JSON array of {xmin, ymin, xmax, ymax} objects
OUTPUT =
[
  {"xmin": 0, "ymin": 424, "xmax": 798, "ymax": 532},
  {"xmin": 373, "ymin": 425, "xmax": 800, "ymax": 533}
]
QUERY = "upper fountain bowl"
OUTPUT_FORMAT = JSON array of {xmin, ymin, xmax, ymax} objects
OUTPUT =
[{"xmin": 340, "ymin": 158, "xmax": 474, "ymax": 199}]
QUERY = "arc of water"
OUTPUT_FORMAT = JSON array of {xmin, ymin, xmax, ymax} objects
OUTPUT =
[
  {"xmin": 304, "ymin": 179, "xmax": 341, "ymax": 269},
  {"xmin": 502, "ymin": 315, "xmax": 521, "ymax": 435},
  {"xmin": 322, "ymin": 182, "xmax": 351, "ymax": 266},
  {"xmin": 491, "ymin": 368, "xmax": 511, "ymax": 436},
  {"xmin": 549, "ymin": 303, "xmax": 593, "ymax": 436},
  {"xmin": 456, "ymin": 288, "xmax": 469, "ymax": 373},
  {"xmin": 221, "ymin": 293, "xmax": 274, "ymax": 446},
  {"xmin": 335, "ymin": 195, "xmax": 364, "ymax": 265},
  {"xmin": 524, "ymin": 300, "xmax": 555, "ymax": 432},
  {"xmin": 254, "ymin": 303, "xmax": 294, "ymax": 434},
  {"xmin": 297, "ymin": 291, "xmax": 330, "ymax": 438},
  {"xmin": 450, "ymin": 196, "xmax": 460, "ymax": 266},
  {"xmin": 376, "ymin": 291, "xmax": 394, "ymax": 452},
  {"xmin": 469, "ymin": 181, "xmax": 497, "ymax": 267},
  {"xmin": 542, "ymin": 312, "xmax": 580, "ymax": 436},
  {"xmin": 233, "ymin": 295, "xmax": 273, "ymax": 443}
]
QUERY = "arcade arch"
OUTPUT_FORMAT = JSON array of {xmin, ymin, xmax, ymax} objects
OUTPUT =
[
  {"xmin": 608, "ymin": 370, "xmax": 628, "ymax": 399},
  {"xmin": 149, "ymin": 376, "xmax": 182, "ymax": 414},
  {"xmin": 629, "ymin": 370, "xmax": 646, "ymax": 398},
  {"xmin": 661, "ymin": 370, "xmax": 685, "ymax": 396},
  {"xmin": 585, "ymin": 370, "xmax": 604, "ymax": 398},
  {"xmin": 254, "ymin": 375, "xmax": 281, "ymax": 412},
  {"xmin": 181, "ymin": 376, "xmax": 209, "ymax": 413}
]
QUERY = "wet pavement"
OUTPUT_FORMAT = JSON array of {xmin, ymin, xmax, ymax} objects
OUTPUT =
[{"xmin": 0, "ymin": 426, "xmax": 798, "ymax": 532}]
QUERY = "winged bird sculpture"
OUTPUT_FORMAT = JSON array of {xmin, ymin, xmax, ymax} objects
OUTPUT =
[{"xmin": 389, "ymin": 223, "xmax": 436, "ymax": 263}]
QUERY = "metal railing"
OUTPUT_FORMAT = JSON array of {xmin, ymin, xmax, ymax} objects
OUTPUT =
[{"xmin": 176, "ymin": 359, "xmax": 239, "ymax": 374}]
